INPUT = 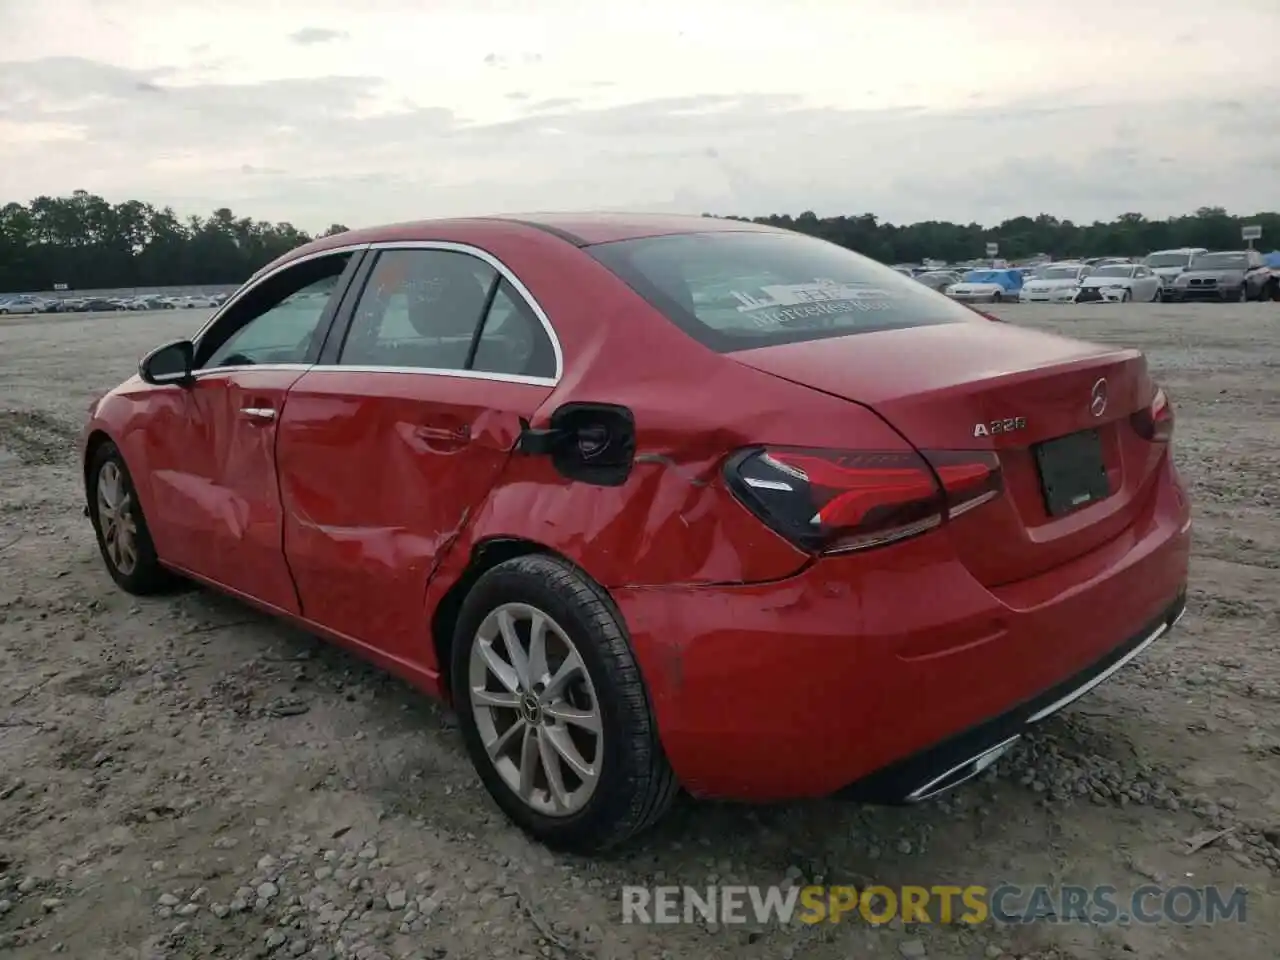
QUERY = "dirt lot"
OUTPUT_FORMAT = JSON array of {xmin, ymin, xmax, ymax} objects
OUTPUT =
[{"xmin": 1, "ymin": 303, "xmax": 1278, "ymax": 960}]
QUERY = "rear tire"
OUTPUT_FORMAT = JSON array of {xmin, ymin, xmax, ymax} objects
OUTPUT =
[
  {"xmin": 450, "ymin": 554, "xmax": 678, "ymax": 853},
  {"xmin": 991, "ymin": 292, "xmax": 1003, "ymax": 303},
  {"xmin": 87, "ymin": 441, "xmax": 179, "ymax": 595}
]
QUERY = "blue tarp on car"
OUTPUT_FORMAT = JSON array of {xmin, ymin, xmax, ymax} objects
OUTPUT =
[
  {"xmin": 961, "ymin": 269, "xmax": 1023, "ymax": 292},
  {"xmin": 1263, "ymin": 250, "xmax": 1280, "ymax": 269}
]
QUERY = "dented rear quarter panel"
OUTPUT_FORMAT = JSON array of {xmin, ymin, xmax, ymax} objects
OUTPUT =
[{"xmin": 428, "ymin": 312, "xmax": 925, "ymax": 590}]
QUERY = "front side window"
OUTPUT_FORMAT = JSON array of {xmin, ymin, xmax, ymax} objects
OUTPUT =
[
  {"xmin": 587, "ymin": 231, "xmax": 970, "ymax": 352},
  {"xmin": 199, "ymin": 253, "xmax": 352, "ymax": 369}
]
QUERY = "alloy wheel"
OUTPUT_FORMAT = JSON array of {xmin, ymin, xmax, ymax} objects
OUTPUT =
[
  {"xmin": 96, "ymin": 460, "xmax": 139, "ymax": 576},
  {"xmin": 467, "ymin": 602, "xmax": 603, "ymax": 817}
]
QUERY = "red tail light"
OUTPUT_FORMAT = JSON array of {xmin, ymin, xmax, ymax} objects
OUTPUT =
[
  {"xmin": 724, "ymin": 446, "xmax": 1003, "ymax": 555},
  {"xmin": 1130, "ymin": 386, "xmax": 1174, "ymax": 442}
]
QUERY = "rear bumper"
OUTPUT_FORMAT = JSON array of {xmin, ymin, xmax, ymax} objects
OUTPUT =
[
  {"xmin": 615, "ymin": 455, "xmax": 1192, "ymax": 802},
  {"xmin": 1019, "ymin": 291, "xmax": 1077, "ymax": 303},
  {"xmin": 838, "ymin": 590, "xmax": 1185, "ymax": 803}
]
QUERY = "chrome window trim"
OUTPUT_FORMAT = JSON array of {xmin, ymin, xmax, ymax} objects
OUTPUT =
[
  {"xmin": 191, "ymin": 239, "xmax": 565, "ymax": 386},
  {"xmin": 305, "ymin": 365, "xmax": 557, "ymax": 388},
  {"xmin": 190, "ymin": 362, "xmax": 555, "ymax": 388},
  {"xmin": 191, "ymin": 363, "xmax": 312, "ymax": 380},
  {"xmin": 361, "ymin": 239, "xmax": 564, "ymax": 383}
]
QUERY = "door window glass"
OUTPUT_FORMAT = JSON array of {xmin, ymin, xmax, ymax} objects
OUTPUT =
[
  {"xmin": 200, "ymin": 253, "xmax": 352, "ymax": 368},
  {"xmin": 471, "ymin": 279, "xmax": 557, "ymax": 378},
  {"xmin": 340, "ymin": 250, "xmax": 496, "ymax": 370}
]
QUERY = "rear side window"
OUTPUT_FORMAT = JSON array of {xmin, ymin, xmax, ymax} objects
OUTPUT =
[{"xmin": 586, "ymin": 231, "xmax": 971, "ymax": 352}]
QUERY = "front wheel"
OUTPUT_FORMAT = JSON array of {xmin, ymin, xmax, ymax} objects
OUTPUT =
[
  {"xmin": 991, "ymin": 292, "xmax": 1003, "ymax": 303},
  {"xmin": 1120, "ymin": 289, "xmax": 1132, "ymax": 303},
  {"xmin": 87, "ymin": 441, "xmax": 179, "ymax": 595},
  {"xmin": 451, "ymin": 554, "xmax": 678, "ymax": 853}
]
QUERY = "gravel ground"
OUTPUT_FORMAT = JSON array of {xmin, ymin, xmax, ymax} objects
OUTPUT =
[{"xmin": 1, "ymin": 302, "xmax": 1278, "ymax": 960}]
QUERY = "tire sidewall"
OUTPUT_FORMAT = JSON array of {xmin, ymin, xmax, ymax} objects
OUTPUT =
[
  {"xmin": 450, "ymin": 557, "xmax": 652, "ymax": 850},
  {"xmin": 87, "ymin": 441, "xmax": 164, "ymax": 593}
]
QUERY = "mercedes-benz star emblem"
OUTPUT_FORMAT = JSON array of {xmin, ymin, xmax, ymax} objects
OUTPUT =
[{"xmin": 1090, "ymin": 378, "xmax": 1108, "ymax": 418}]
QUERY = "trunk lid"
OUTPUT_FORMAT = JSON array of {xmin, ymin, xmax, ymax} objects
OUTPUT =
[{"xmin": 731, "ymin": 320, "xmax": 1164, "ymax": 587}]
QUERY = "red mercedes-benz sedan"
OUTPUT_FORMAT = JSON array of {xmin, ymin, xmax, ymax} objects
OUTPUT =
[{"xmin": 80, "ymin": 213, "xmax": 1191, "ymax": 852}]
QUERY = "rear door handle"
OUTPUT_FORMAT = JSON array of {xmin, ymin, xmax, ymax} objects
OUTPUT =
[
  {"xmin": 240, "ymin": 406, "xmax": 277, "ymax": 422},
  {"xmin": 415, "ymin": 422, "xmax": 470, "ymax": 442}
]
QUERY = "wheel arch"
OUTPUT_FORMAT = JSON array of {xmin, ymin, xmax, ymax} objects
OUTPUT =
[
  {"xmin": 82, "ymin": 428, "xmax": 117, "ymax": 497},
  {"xmin": 430, "ymin": 536, "xmax": 595, "ymax": 703}
]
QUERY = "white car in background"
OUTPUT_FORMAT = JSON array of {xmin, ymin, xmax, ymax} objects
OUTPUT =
[
  {"xmin": 1018, "ymin": 263, "xmax": 1093, "ymax": 302},
  {"xmin": 1074, "ymin": 263, "xmax": 1163, "ymax": 303},
  {"xmin": 0, "ymin": 296, "xmax": 43, "ymax": 315},
  {"xmin": 164, "ymin": 295, "xmax": 218, "ymax": 308},
  {"xmin": 1142, "ymin": 248, "xmax": 1208, "ymax": 298}
]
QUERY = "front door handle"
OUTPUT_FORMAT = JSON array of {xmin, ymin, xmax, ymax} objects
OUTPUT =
[{"xmin": 240, "ymin": 406, "xmax": 276, "ymax": 422}]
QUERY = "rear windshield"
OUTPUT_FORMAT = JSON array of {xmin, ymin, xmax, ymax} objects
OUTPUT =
[
  {"xmin": 586, "ymin": 231, "xmax": 970, "ymax": 352},
  {"xmin": 1041, "ymin": 266, "xmax": 1081, "ymax": 279}
]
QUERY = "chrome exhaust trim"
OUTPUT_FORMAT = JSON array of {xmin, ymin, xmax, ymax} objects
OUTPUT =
[{"xmin": 904, "ymin": 734, "xmax": 1021, "ymax": 803}]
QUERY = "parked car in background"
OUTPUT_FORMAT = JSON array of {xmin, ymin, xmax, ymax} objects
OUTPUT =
[
  {"xmin": 1143, "ymin": 248, "xmax": 1207, "ymax": 298},
  {"xmin": 0, "ymin": 295, "xmax": 46, "ymax": 315},
  {"xmin": 78, "ymin": 212, "xmax": 1190, "ymax": 852},
  {"xmin": 915, "ymin": 270, "xmax": 963, "ymax": 292},
  {"xmin": 1167, "ymin": 250, "xmax": 1273, "ymax": 302},
  {"xmin": 944, "ymin": 268, "xmax": 1023, "ymax": 303},
  {"xmin": 1074, "ymin": 263, "xmax": 1163, "ymax": 303},
  {"xmin": 135, "ymin": 295, "xmax": 175, "ymax": 310},
  {"xmin": 1019, "ymin": 263, "xmax": 1093, "ymax": 303},
  {"xmin": 164, "ymin": 295, "xmax": 220, "ymax": 308}
]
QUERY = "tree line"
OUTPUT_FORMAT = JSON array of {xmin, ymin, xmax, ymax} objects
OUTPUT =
[{"xmin": 1, "ymin": 190, "xmax": 1276, "ymax": 293}]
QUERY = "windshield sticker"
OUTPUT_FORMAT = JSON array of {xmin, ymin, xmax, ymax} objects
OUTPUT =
[
  {"xmin": 730, "ymin": 279, "xmax": 894, "ymax": 312},
  {"xmin": 735, "ymin": 298, "xmax": 894, "ymax": 328}
]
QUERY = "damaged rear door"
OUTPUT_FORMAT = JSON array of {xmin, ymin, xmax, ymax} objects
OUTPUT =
[{"xmin": 275, "ymin": 244, "xmax": 561, "ymax": 665}]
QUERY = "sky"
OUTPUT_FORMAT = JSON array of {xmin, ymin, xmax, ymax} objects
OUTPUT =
[{"xmin": 1, "ymin": 0, "xmax": 1278, "ymax": 232}]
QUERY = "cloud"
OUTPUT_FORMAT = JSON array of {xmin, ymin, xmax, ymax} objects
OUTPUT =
[
  {"xmin": 288, "ymin": 27, "xmax": 348, "ymax": 46},
  {"xmin": 0, "ymin": 55, "xmax": 1278, "ymax": 231}
]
